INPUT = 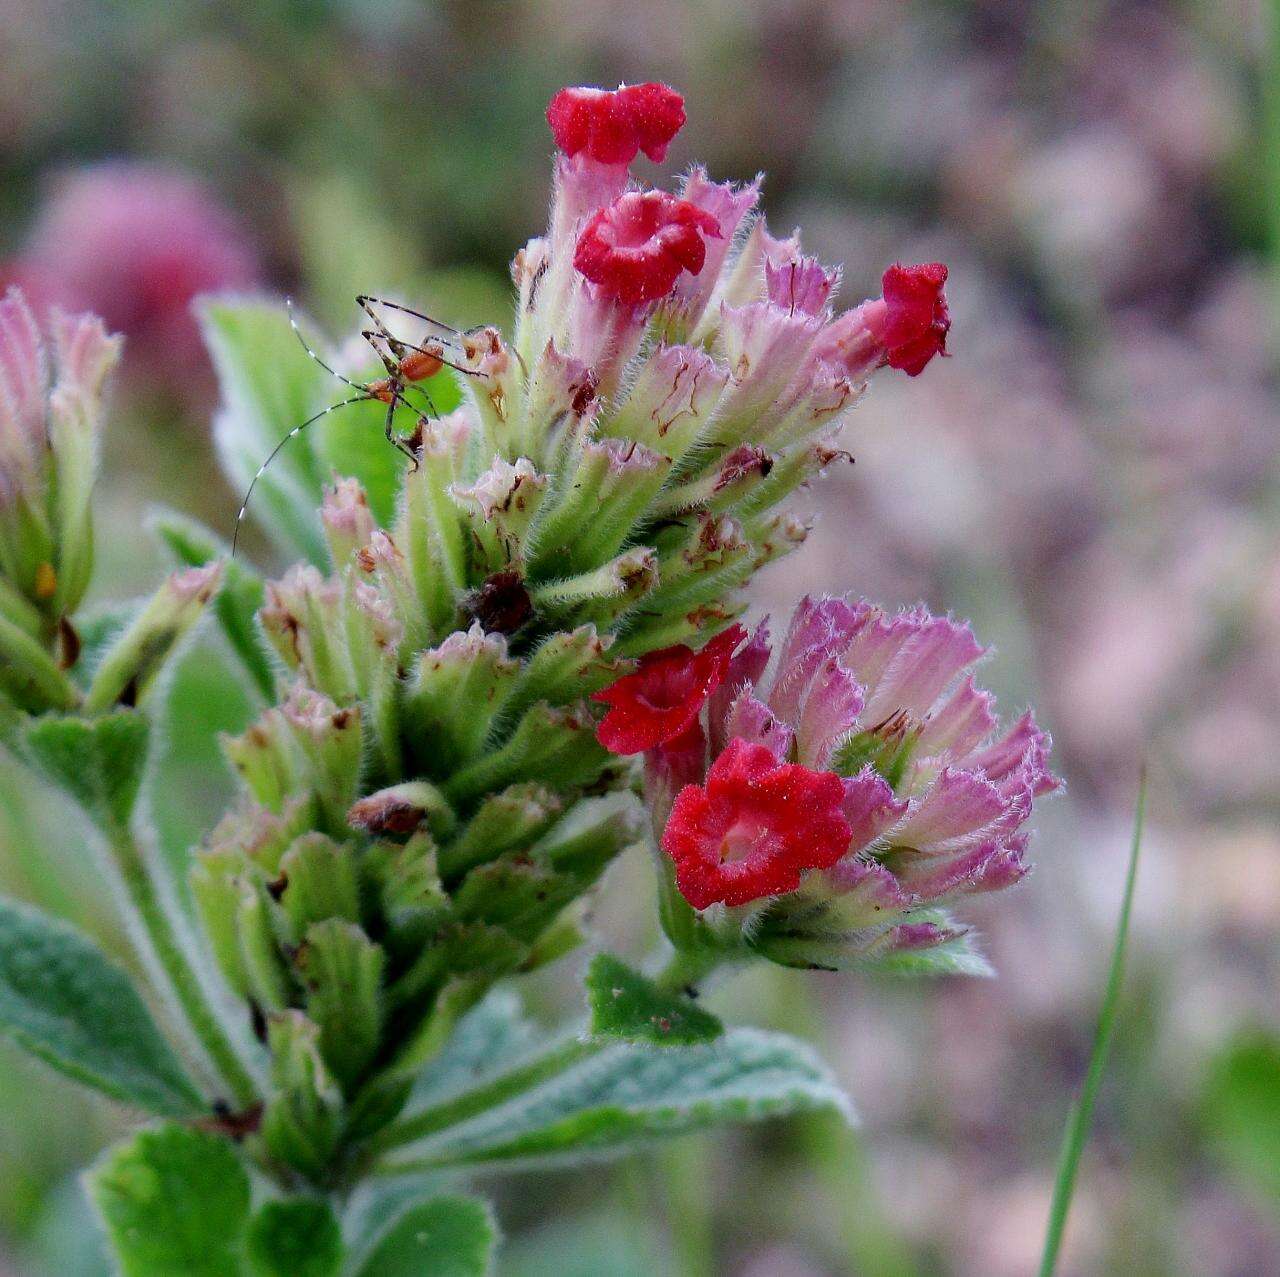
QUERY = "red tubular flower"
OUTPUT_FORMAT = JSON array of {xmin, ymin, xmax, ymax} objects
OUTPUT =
[
  {"xmin": 547, "ymin": 83, "xmax": 686, "ymax": 165},
  {"xmin": 662, "ymin": 739, "xmax": 852, "ymax": 909},
  {"xmin": 867, "ymin": 262, "xmax": 950, "ymax": 375},
  {"xmin": 593, "ymin": 624, "xmax": 744, "ymax": 754},
  {"xmin": 574, "ymin": 191, "xmax": 721, "ymax": 306}
]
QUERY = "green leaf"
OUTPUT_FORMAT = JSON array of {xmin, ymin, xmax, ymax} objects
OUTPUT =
[
  {"xmin": 756, "ymin": 905, "xmax": 993, "ymax": 977},
  {"xmin": 261, "ymin": 1011, "xmax": 344, "ymax": 1180},
  {"xmin": 1039, "ymin": 773, "xmax": 1145, "ymax": 1277},
  {"xmin": 200, "ymin": 296, "xmax": 330, "ymax": 564},
  {"xmin": 386, "ymin": 1028, "xmax": 851, "ymax": 1173},
  {"xmin": 585, "ymin": 954, "xmax": 722, "ymax": 1047},
  {"xmin": 354, "ymin": 1194, "xmax": 496, "ymax": 1277},
  {"xmin": 1203, "ymin": 1030, "xmax": 1280, "ymax": 1218},
  {"xmin": 150, "ymin": 638, "xmax": 257, "ymax": 913},
  {"xmin": 246, "ymin": 1199, "xmax": 343, "ymax": 1277},
  {"xmin": 409, "ymin": 989, "xmax": 539, "ymax": 1108},
  {"xmin": 90, "ymin": 1125, "xmax": 251, "ymax": 1277},
  {"xmin": 341, "ymin": 1175, "xmax": 453, "ymax": 1275},
  {"xmin": 23, "ymin": 710, "xmax": 149, "ymax": 829},
  {"xmin": 0, "ymin": 896, "xmax": 202, "ymax": 1115}
]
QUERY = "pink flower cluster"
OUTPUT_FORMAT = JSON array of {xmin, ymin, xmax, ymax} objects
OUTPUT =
[
  {"xmin": 594, "ymin": 597, "xmax": 1059, "ymax": 959},
  {"xmin": 4, "ymin": 163, "xmax": 258, "ymax": 395}
]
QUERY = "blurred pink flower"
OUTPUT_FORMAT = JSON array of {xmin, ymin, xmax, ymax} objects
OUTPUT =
[{"xmin": 16, "ymin": 162, "xmax": 259, "ymax": 397}]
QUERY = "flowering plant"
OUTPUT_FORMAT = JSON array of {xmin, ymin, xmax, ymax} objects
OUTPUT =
[{"xmin": 0, "ymin": 83, "xmax": 1053, "ymax": 1275}]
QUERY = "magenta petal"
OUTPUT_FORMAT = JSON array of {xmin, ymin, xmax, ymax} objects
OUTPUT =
[
  {"xmin": 672, "ymin": 167, "xmax": 760, "ymax": 316},
  {"xmin": 707, "ymin": 618, "xmax": 771, "ymax": 750},
  {"xmin": 820, "ymin": 858, "xmax": 914, "ymax": 926},
  {"xmin": 886, "ymin": 920, "xmax": 966, "ymax": 951},
  {"xmin": 961, "ymin": 711, "xmax": 1062, "ymax": 796},
  {"xmin": 763, "ymin": 240, "xmax": 841, "ymax": 318},
  {"xmin": 891, "ymin": 767, "xmax": 1010, "ymax": 852},
  {"xmin": 894, "ymin": 837, "xmax": 1029, "ymax": 901},
  {"xmin": 916, "ymin": 675, "xmax": 998, "ymax": 758},
  {"xmin": 840, "ymin": 766, "xmax": 908, "ymax": 851},
  {"xmin": 769, "ymin": 595, "xmax": 863, "ymax": 723},
  {"xmin": 863, "ymin": 614, "xmax": 986, "ymax": 723},
  {"xmin": 721, "ymin": 688, "xmax": 794, "ymax": 761},
  {"xmin": 796, "ymin": 656, "xmax": 865, "ymax": 768},
  {"xmin": 839, "ymin": 604, "xmax": 920, "ymax": 701},
  {"xmin": 0, "ymin": 288, "xmax": 47, "ymax": 434}
]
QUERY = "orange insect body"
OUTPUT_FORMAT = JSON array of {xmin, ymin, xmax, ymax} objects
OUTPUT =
[{"xmin": 398, "ymin": 345, "xmax": 445, "ymax": 381}]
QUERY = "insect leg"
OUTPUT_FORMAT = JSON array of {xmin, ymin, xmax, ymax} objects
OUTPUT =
[
  {"xmin": 383, "ymin": 395, "xmax": 420, "ymax": 471},
  {"xmin": 356, "ymin": 294, "xmax": 464, "ymax": 335}
]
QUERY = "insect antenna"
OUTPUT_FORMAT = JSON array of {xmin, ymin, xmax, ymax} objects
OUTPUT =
[
  {"xmin": 356, "ymin": 294, "xmax": 485, "ymax": 336},
  {"xmin": 232, "ymin": 394, "xmax": 370, "ymax": 556},
  {"xmin": 287, "ymin": 298, "xmax": 370, "ymax": 396}
]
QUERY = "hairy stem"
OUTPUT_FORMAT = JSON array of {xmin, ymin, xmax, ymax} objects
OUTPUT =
[{"xmin": 106, "ymin": 823, "xmax": 258, "ymax": 1108}]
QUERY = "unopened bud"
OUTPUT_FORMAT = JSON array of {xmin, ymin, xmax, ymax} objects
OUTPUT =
[
  {"xmin": 320, "ymin": 476, "xmax": 375, "ymax": 568},
  {"xmin": 347, "ymin": 780, "xmax": 453, "ymax": 837},
  {"xmin": 83, "ymin": 562, "xmax": 222, "ymax": 712}
]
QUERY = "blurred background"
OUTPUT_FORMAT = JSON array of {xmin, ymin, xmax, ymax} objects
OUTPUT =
[{"xmin": 2, "ymin": 1, "xmax": 1279, "ymax": 1273}]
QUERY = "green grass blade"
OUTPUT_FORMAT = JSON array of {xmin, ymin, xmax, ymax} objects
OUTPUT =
[{"xmin": 1038, "ymin": 771, "xmax": 1146, "ymax": 1276}]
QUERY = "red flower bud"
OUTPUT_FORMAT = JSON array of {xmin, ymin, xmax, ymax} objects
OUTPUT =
[
  {"xmin": 574, "ymin": 191, "xmax": 721, "ymax": 306},
  {"xmin": 547, "ymin": 83, "xmax": 686, "ymax": 165},
  {"xmin": 592, "ymin": 624, "xmax": 744, "ymax": 754},
  {"xmin": 868, "ymin": 262, "xmax": 950, "ymax": 376}
]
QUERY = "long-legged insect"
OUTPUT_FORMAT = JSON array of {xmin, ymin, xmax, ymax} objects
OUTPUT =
[{"xmin": 231, "ymin": 298, "xmax": 482, "ymax": 556}]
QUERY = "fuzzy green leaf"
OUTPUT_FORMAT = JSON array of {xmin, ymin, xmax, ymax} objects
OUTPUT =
[
  {"xmin": 862, "ymin": 934, "xmax": 994, "ymax": 978},
  {"xmin": 246, "ymin": 1199, "xmax": 343, "ymax": 1277},
  {"xmin": 585, "ymin": 954, "xmax": 723, "ymax": 1047},
  {"xmin": 386, "ymin": 1028, "xmax": 851, "ymax": 1172},
  {"xmin": 90, "ymin": 1125, "xmax": 251, "ymax": 1277},
  {"xmin": 200, "ymin": 296, "xmax": 330, "ymax": 564},
  {"xmin": 0, "ymin": 896, "xmax": 203, "ymax": 1115},
  {"xmin": 261, "ymin": 1011, "xmax": 344, "ymax": 1180},
  {"xmin": 354, "ymin": 1194, "xmax": 496, "ymax": 1277},
  {"xmin": 22, "ymin": 710, "xmax": 149, "ymax": 829},
  {"xmin": 409, "ymin": 990, "xmax": 539, "ymax": 1108},
  {"xmin": 452, "ymin": 858, "xmax": 584, "ymax": 946},
  {"xmin": 757, "ymin": 907, "xmax": 994, "ymax": 977}
]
